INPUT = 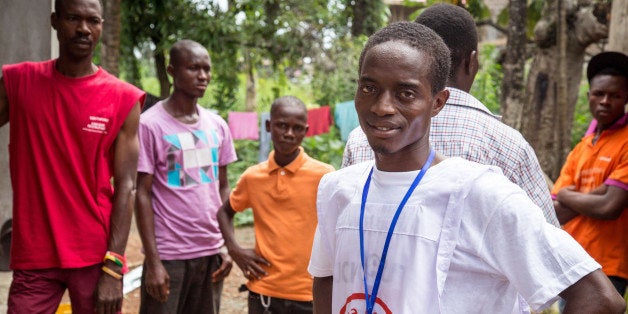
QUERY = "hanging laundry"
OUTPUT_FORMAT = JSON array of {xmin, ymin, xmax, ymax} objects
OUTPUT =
[
  {"xmin": 333, "ymin": 100, "xmax": 359, "ymax": 141},
  {"xmin": 228, "ymin": 112, "xmax": 259, "ymax": 140},
  {"xmin": 306, "ymin": 106, "xmax": 332, "ymax": 137},
  {"xmin": 258, "ymin": 112, "xmax": 272, "ymax": 162}
]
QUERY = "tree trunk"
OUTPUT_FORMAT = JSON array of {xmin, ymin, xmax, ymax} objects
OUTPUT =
[
  {"xmin": 608, "ymin": 0, "xmax": 628, "ymax": 53},
  {"xmin": 351, "ymin": 0, "xmax": 368, "ymax": 37},
  {"xmin": 152, "ymin": 40, "xmax": 170, "ymax": 98},
  {"xmin": 500, "ymin": 0, "xmax": 527, "ymax": 128},
  {"xmin": 521, "ymin": 0, "xmax": 609, "ymax": 180},
  {"xmin": 101, "ymin": 0, "xmax": 121, "ymax": 77},
  {"xmin": 244, "ymin": 50, "xmax": 257, "ymax": 111},
  {"xmin": 388, "ymin": 4, "xmax": 417, "ymax": 23},
  {"xmin": 350, "ymin": 0, "xmax": 383, "ymax": 37}
]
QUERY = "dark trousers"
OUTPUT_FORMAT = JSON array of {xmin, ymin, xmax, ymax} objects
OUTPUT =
[
  {"xmin": 248, "ymin": 291, "xmax": 313, "ymax": 314},
  {"xmin": 140, "ymin": 254, "xmax": 223, "ymax": 314},
  {"xmin": 609, "ymin": 276, "xmax": 627, "ymax": 296}
]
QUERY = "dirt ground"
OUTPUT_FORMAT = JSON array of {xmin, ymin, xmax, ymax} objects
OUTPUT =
[{"xmin": 121, "ymin": 225, "xmax": 255, "ymax": 314}]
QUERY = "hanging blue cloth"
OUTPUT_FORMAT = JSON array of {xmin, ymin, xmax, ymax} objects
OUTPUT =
[
  {"xmin": 334, "ymin": 100, "xmax": 359, "ymax": 141},
  {"xmin": 258, "ymin": 112, "xmax": 272, "ymax": 162}
]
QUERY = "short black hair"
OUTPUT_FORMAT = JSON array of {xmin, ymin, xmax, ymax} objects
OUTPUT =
[
  {"xmin": 270, "ymin": 96, "xmax": 307, "ymax": 119},
  {"xmin": 586, "ymin": 51, "xmax": 628, "ymax": 83},
  {"xmin": 595, "ymin": 67, "xmax": 627, "ymax": 79},
  {"xmin": 169, "ymin": 40, "xmax": 209, "ymax": 67},
  {"xmin": 55, "ymin": 0, "xmax": 103, "ymax": 14},
  {"xmin": 358, "ymin": 21, "xmax": 450, "ymax": 95},
  {"xmin": 415, "ymin": 3, "xmax": 477, "ymax": 82}
]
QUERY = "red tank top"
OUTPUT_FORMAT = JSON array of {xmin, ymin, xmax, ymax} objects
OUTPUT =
[{"xmin": 2, "ymin": 60, "xmax": 144, "ymax": 269}]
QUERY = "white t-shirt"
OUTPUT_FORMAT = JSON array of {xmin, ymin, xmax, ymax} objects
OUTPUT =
[{"xmin": 309, "ymin": 158, "xmax": 599, "ymax": 313}]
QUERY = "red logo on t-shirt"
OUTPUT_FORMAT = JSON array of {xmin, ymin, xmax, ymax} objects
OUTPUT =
[{"xmin": 339, "ymin": 293, "xmax": 392, "ymax": 314}]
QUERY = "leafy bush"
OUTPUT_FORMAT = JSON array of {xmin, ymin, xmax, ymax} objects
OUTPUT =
[
  {"xmin": 301, "ymin": 126, "xmax": 345, "ymax": 170},
  {"xmin": 572, "ymin": 82, "xmax": 593, "ymax": 148},
  {"xmin": 228, "ymin": 140, "xmax": 260, "ymax": 227},
  {"xmin": 470, "ymin": 43, "xmax": 502, "ymax": 114}
]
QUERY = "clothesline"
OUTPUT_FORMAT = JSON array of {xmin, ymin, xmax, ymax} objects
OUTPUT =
[{"xmin": 227, "ymin": 101, "xmax": 359, "ymax": 142}]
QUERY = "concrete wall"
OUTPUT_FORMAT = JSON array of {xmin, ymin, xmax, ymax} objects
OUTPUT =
[{"xmin": 0, "ymin": 0, "xmax": 54, "ymax": 228}]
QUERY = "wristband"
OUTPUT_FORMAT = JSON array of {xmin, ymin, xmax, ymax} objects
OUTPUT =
[
  {"xmin": 104, "ymin": 251, "xmax": 128, "ymax": 274},
  {"xmin": 101, "ymin": 266, "xmax": 123, "ymax": 280}
]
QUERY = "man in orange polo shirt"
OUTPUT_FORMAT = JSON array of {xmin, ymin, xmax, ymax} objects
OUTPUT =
[
  {"xmin": 553, "ymin": 51, "xmax": 628, "ymax": 296},
  {"xmin": 217, "ymin": 96, "xmax": 334, "ymax": 313}
]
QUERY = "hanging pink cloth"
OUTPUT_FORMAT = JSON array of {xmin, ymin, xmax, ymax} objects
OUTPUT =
[
  {"xmin": 228, "ymin": 112, "xmax": 259, "ymax": 140},
  {"xmin": 306, "ymin": 106, "xmax": 332, "ymax": 137}
]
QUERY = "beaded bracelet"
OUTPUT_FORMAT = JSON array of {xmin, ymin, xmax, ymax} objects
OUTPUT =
[
  {"xmin": 103, "ymin": 251, "xmax": 128, "ymax": 274},
  {"xmin": 101, "ymin": 266, "xmax": 123, "ymax": 280}
]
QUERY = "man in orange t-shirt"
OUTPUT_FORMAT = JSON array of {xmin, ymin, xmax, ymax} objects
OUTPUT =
[
  {"xmin": 217, "ymin": 96, "xmax": 334, "ymax": 313},
  {"xmin": 553, "ymin": 51, "xmax": 628, "ymax": 296}
]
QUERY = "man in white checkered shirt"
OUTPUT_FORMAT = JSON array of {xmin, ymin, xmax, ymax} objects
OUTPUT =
[{"xmin": 342, "ymin": 4, "xmax": 559, "ymax": 227}]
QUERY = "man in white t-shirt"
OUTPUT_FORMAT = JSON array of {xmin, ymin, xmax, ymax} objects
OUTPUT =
[{"xmin": 308, "ymin": 22, "xmax": 626, "ymax": 314}]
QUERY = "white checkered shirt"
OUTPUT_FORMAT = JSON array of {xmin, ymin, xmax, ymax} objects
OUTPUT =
[{"xmin": 342, "ymin": 88, "xmax": 559, "ymax": 227}]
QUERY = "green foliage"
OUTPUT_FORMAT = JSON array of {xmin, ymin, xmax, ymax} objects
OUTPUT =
[
  {"xmin": 120, "ymin": 0, "xmax": 384, "ymax": 116},
  {"xmin": 301, "ymin": 126, "xmax": 345, "ymax": 170},
  {"xmin": 470, "ymin": 44, "xmax": 502, "ymax": 114},
  {"xmin": 465, "ymin": 0, "xmax": 492, "ymax": 20},
  {"xmin": 572, "ymin": 82, "xmax": 593, "ymax": 148},
  {"xmin": 228, "ymin": 140, "xmax": 261, "ymax": 227},
  {"xmin": 255, "ymin": 63, "xmax": 317, "ymax": 110},
  {"xmin": 405, "ymin": 0, "xmax": 490, "ymax": 21},
  {"xmin": 342, "ymin": 0, "xmax": 388, "ymax": 37},
  {"xmin": 496, "ymin": 0, "xmax": 545, "ymax": 38},
  {"xmin": 311, "ymin": 36, "xmax": 366, "ymax": 106},
  {"xmin": 234, "ymin": 208, "xmax": 254, "ymax": 227},
  {"xmin": 228, "ymin": 140, "xmax": 261, "ymax": 189}
]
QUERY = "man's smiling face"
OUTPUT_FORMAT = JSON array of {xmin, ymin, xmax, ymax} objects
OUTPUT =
[{"xmin": 355, "ymin": 41, "xmax": 440, "ymax": 157}]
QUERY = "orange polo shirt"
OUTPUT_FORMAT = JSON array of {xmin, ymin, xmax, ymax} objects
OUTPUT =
[
  {"xmin": 229, "ymin": 147, "xmax": 334, "ymax": 301},
  {"xmin": 552, "ymin": 114, "xmax": 628, "ymax": 279}
]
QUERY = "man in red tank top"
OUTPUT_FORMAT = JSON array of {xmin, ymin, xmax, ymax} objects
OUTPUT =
[{"xmin": 0, "ymin": 0, "xmax": 144, "ymax": 313}]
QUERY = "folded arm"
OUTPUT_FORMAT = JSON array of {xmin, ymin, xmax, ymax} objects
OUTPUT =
[{"xmin": 557, "ymin": 184, "xmax": 627, "ymax": 222}]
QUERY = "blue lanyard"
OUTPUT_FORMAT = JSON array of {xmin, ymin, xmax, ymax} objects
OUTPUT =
[{"xmin": 359, "ymin": 149, "xmax": 435, "ymax": 314}]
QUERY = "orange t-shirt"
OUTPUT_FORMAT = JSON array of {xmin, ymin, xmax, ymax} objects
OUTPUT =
[
  {"xmin": 552, "ymin": 115, "xmax": 628, "ymax": 279},
  {"xmin": 229, "ymin": 148, "xmax": 334, "ymax": 301}
]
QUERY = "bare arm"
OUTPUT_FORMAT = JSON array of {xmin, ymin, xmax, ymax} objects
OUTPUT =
[
  {"xmin": 560, "ymin": 269, "xmax": 626, "ymax": 313},
  {"xmin": 217, "ymin": 198, "xmax": 269, "ymax": 280},
  {"xmin": 135, "ymin": 172, "xmax": 170, "ymax": 302},
  {"xmin": 218, "ymin": 165, "xmax": 230, "ymax": 203},
  {"xmin": 557, "ymin": 184, "xmax": 627, "ymax": 220},
  {"xmin": 554, "ymin": 199, "xmax": 580, "ymax": 225},
  {"xmin": 0, "ymin": 77, "xmax": 9, "ymax": 127},
  {"xmin": 212, "ymin": 165, "xmax": 233, "ymax": 282},
  {"xmin": 313, "ymin": 276, "xmax": 333, "ymax": 314},
  {"xmin": 95, "ymin": 102, "xmax": 141, "ymax": 314}
]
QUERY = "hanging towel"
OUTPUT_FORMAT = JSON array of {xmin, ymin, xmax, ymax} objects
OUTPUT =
[
  {"xmin": 306, "ymin": 106, "xmax": 332, "ymax": 137},
  {"xmin": 228, "ymin": 112, "xmax": 259, "ymax": 140},
  {"xmin": 334, "ymin": 100, "xmax": 359, "ymax": 141},
  {"xmin": 258, "ymin": 112, "xmax": 272, "ymax": 162}
]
